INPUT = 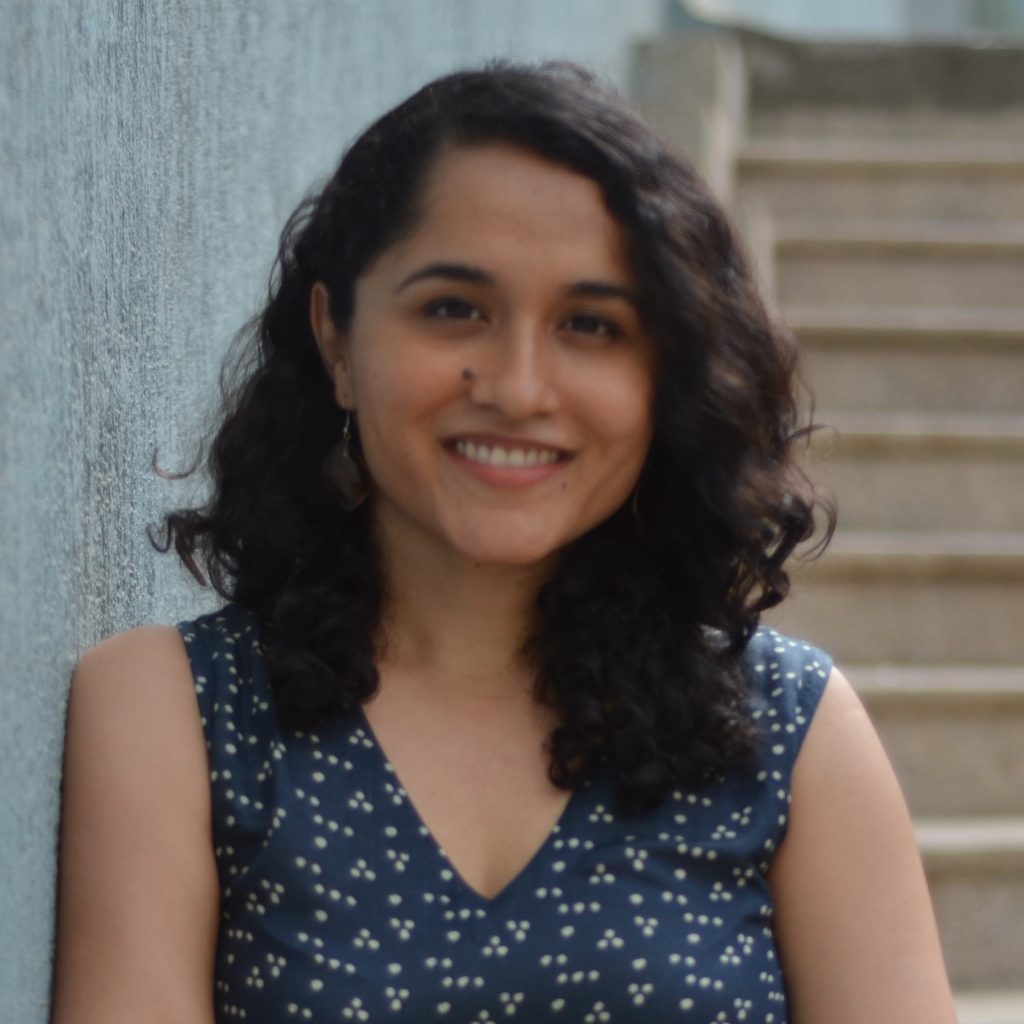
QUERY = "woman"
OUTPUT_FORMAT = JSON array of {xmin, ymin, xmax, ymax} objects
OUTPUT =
[{"xmin": 53, "ymin": 63, "xmax": 956, "ymax": 1023}]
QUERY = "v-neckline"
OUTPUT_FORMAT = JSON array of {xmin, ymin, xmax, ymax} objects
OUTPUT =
[{"xmin": 353, "ymin": 705, "xmax": 583, "ymax": 906}]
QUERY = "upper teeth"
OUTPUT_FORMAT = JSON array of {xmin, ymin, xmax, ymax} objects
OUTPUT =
[{"xmin": 455, "ymin": 440, "xmax": 560, "ymax": 467}]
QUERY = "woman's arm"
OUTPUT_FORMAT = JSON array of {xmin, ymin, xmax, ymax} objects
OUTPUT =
[
  {"xmin": 769, "ymin": 667, "xmax": 957, "ymax": 1024},
  {"xmin": 51, "ymin": 627, "xmax": 219, "ymax": 1024}
]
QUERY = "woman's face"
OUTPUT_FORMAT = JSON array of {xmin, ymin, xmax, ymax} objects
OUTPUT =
[{"xmin": 313, "ymin": 142, "xmax": 656, "ymax": 573}]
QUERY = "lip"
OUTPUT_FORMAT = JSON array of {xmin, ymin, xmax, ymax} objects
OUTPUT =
[{"xmin": 443, "ymin": 434, "xmax": 573, "ymax": 488}]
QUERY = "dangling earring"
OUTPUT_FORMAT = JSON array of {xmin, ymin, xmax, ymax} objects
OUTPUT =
[
  {"xmin": 324, "ymin": 411, "xmax": 369, "ymax": 510},
  {"xmin": 630, "ymin": 474, "xmax": 646, "ymax": 539}
]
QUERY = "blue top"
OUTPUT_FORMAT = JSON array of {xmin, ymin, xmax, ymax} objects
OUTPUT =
[{"xmin": 179, "ymin": 604, "xmax": 831, "ymax": 1023}]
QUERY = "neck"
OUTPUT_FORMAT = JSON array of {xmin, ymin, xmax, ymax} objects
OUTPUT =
[{"xmin": 375, "ymin": 532, "xmax": 551, "ymax": 699}]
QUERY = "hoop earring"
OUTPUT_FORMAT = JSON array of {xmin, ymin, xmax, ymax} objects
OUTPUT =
[{"xmin": 324, "ymin": 411, "xmax": 369, "ymax": 510}]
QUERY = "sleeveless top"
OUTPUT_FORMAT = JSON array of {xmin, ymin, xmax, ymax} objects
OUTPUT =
[{"xmin": 179, "ymin": 604, "xmax": 831, "ymax": 1023}]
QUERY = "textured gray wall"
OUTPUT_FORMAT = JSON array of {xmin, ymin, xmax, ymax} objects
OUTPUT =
[{"xmin": 0, "ymin": 1, "xmax": 663, "ymax": 1017}]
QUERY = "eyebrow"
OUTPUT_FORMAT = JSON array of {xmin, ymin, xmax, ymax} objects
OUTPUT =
[
  {"xmin": 564, "ymin": 280, "xmax": 638, "ymax": 304},
  {"xmin": 395, "ymin": 262, "xmax": 493, "ymax": 293},
  {"xmin": 395, "ymin": 261, "xmax": 638, "ymax": 305}
]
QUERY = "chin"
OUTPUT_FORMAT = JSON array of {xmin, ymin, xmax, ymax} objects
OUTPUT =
[
  {"xmin": 451, "ymin": 530, "xmax": 568, "ymax": 571},
  {"xmin": 439, "ymin": 509, "xmax": 610, "ymax": 571},
  {"xmin": 462, "ymin": 546, "xmax": 561, "ymax": 571}
]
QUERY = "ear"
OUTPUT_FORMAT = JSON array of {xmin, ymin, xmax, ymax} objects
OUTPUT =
[{"xmin": 310, "ymin": 281, "xmax": 354, "ymax": 409}]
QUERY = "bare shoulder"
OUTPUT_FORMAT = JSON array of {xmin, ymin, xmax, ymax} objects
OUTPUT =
[
  {"xmin": 64, "ymin": 622, "xmax": 205, "ymax": 774},
  {"xmin": 73, "ymin": 622, "xmax": 193, "ymax": 689},
  {"xmin": 65, "ymin": 624, "xmax": 206, "ymax": 775},
  {"xmin": 54, "ymin": 624, "xmax": 218, "ymax": 1024},
  {"xmin": 792, "ymin": 665, "xmax": 898, "ymax": 794},
  {"xmin": 768, "ymin": 666, "xmax": 956, "ymax": 1024}
]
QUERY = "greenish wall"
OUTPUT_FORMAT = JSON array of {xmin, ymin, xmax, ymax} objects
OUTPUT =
[{"xmin": 0, "ymin": 1, "xmax": 662, "ymax": 1018}]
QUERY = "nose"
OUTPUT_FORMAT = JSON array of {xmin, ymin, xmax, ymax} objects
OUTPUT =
[{"xmin": 468, "ymin": 319, "xmax": 560, "ymax": 420}]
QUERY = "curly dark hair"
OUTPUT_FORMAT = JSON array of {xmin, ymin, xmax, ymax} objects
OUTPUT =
[{"xmin": 157, "ymin": 61, "xmax": 832, "ymax": 814}]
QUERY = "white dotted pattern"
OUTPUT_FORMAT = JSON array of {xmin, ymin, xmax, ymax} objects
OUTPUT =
[{"xmin": 181, "ymin": 606, "xmax": 831, "ymax": 1022}]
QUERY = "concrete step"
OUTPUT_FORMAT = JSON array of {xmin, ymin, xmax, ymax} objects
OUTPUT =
[
  {"xmin": 766, "ymin": 532, "xmax": 1024, "ymax": 665},
  {"xmin": 854, "ymin": 666, "xmax": 1024, "ymax": 817},
  {"xmin": 786, "ymin": 306, "xmax": 1024, "ymax": 415},
  {"xmin": 918, "ymin": 818, "xmax": 1024, "ymax": 990},
  {"xmin": 773, "ymin": 223, "xmax": 1024, "ymax": 310},
  {"xmin": 737, "ymin": 140, "xmax": 1024, "ymax": 222},
  {"xmin": 739, "ymin": 35, "xmax": 1024, "ymax": 144},
  {"xmin": 778, "ymin": 220, "xmax": 1024, "ymax": 246},
  {"xmin": 748, "ymin": 107, "xmax": 1024, "ymax": 145},
  {"xmin": 956, "ymin": 989, "xmax": 1024, "ymax": 1024},
  {"xmin": 720, "ymin": 30, "xmax": 1024, "ymax": 1001},
  {"xmin": 810, "ymin": 414, "xmax": 1024, "ymax": 531}
]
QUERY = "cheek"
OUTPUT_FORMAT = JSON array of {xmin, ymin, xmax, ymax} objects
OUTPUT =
[
  {"xmin": 352, "ymin": 355, "xmax": 455, "ymax": 468},
  {"xmin": 597, "ymin": 370, "xmax": 656, "ymax": 460},
  {"xmin": 370, "ymin": 365, "xmax": 452, "ymax": 433}
]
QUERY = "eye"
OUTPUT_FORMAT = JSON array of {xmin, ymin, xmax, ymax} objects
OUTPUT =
[
  {"xmin": 563, "ymin": 313, "xmax": 622, "ymax": 339},
  {"xmin": 424, "ymin": 297, "xmax": 482, "ymax": 321}
]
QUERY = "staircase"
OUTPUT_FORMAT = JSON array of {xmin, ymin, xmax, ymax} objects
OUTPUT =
[{"xmin": 636, "ymin": 31, "xmax": 1024, "ymax": 1021}]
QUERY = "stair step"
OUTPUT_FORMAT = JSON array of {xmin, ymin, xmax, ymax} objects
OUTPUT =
[
  {"xmin": 773, "ymin": 228, "xmax": 1024, "ymax": 310},
  {"xmin": 956, "ymin": 989, "xmax": 1024, "ymax": 1024},
  {"xmin": 826, "ymin": 412, "xmax": 1024, "ymax": 447},
  {"xmin": 777, "ymin": 221, "xmax": 1024, "ymax": 248},
  {"xmin": 737, "ymin": 30, "xmax": 1024, "ymax": 139},
  {"xmin": 917, "ymin": 818, "xmax": 1024, "ymax": 989},
  {"xmin": 811, "ymin": 531, "xmax": 1024, "ymax": 576},
  {"xmin": 742, "ymin": 139, "xmax": 1024, "ymax": 170},
  {"xmin": 851, "ymin": 667, "xmax": 1024, "ymax": 816},
  {"xmin": 747, "ymin": 107, "xmax": 1024, "ymax": 146},
  {"xmin": 721, "ymin": 32, "xmax": 1024, "ymax": 997},
  {"xmin": 785, "ymin": 305, "xmax": 1024, "ymax": 338},
  {"xmin": 853, "ymin": 664, "xmax": 1024, "ymax": 693},
  {"xmin": 786, "ymin": 306, "xmax": 1024, "ymax": 414},
  {"xmin": 808, "ymin": 414, "xmax": 1024, "ymax": 531},
  {"xmin": 737, "ymin": 141, "xmax": 1024, "ymax": 222},
  {"xmin": 766, "ymin": 532, "xmax": 1024, "ymax": 664},
  {"xmin": 919, "ymin": 818, "xmax": 1024, "ymax": 863}
]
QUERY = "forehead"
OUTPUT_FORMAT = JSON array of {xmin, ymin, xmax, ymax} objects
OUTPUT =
[{"xmin": 368, "ymin": 142, "xmax": 631, "ymax": 282}]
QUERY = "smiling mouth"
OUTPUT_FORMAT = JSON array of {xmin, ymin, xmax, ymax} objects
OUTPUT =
[{"xmin": 452, "ymin": 439, "xmax": 567, "ymax": 468}]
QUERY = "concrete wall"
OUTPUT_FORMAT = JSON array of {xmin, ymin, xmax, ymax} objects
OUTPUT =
[{"xmin": 0, "ymin": 1, "xmax": 663, "ymax": 1017}]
